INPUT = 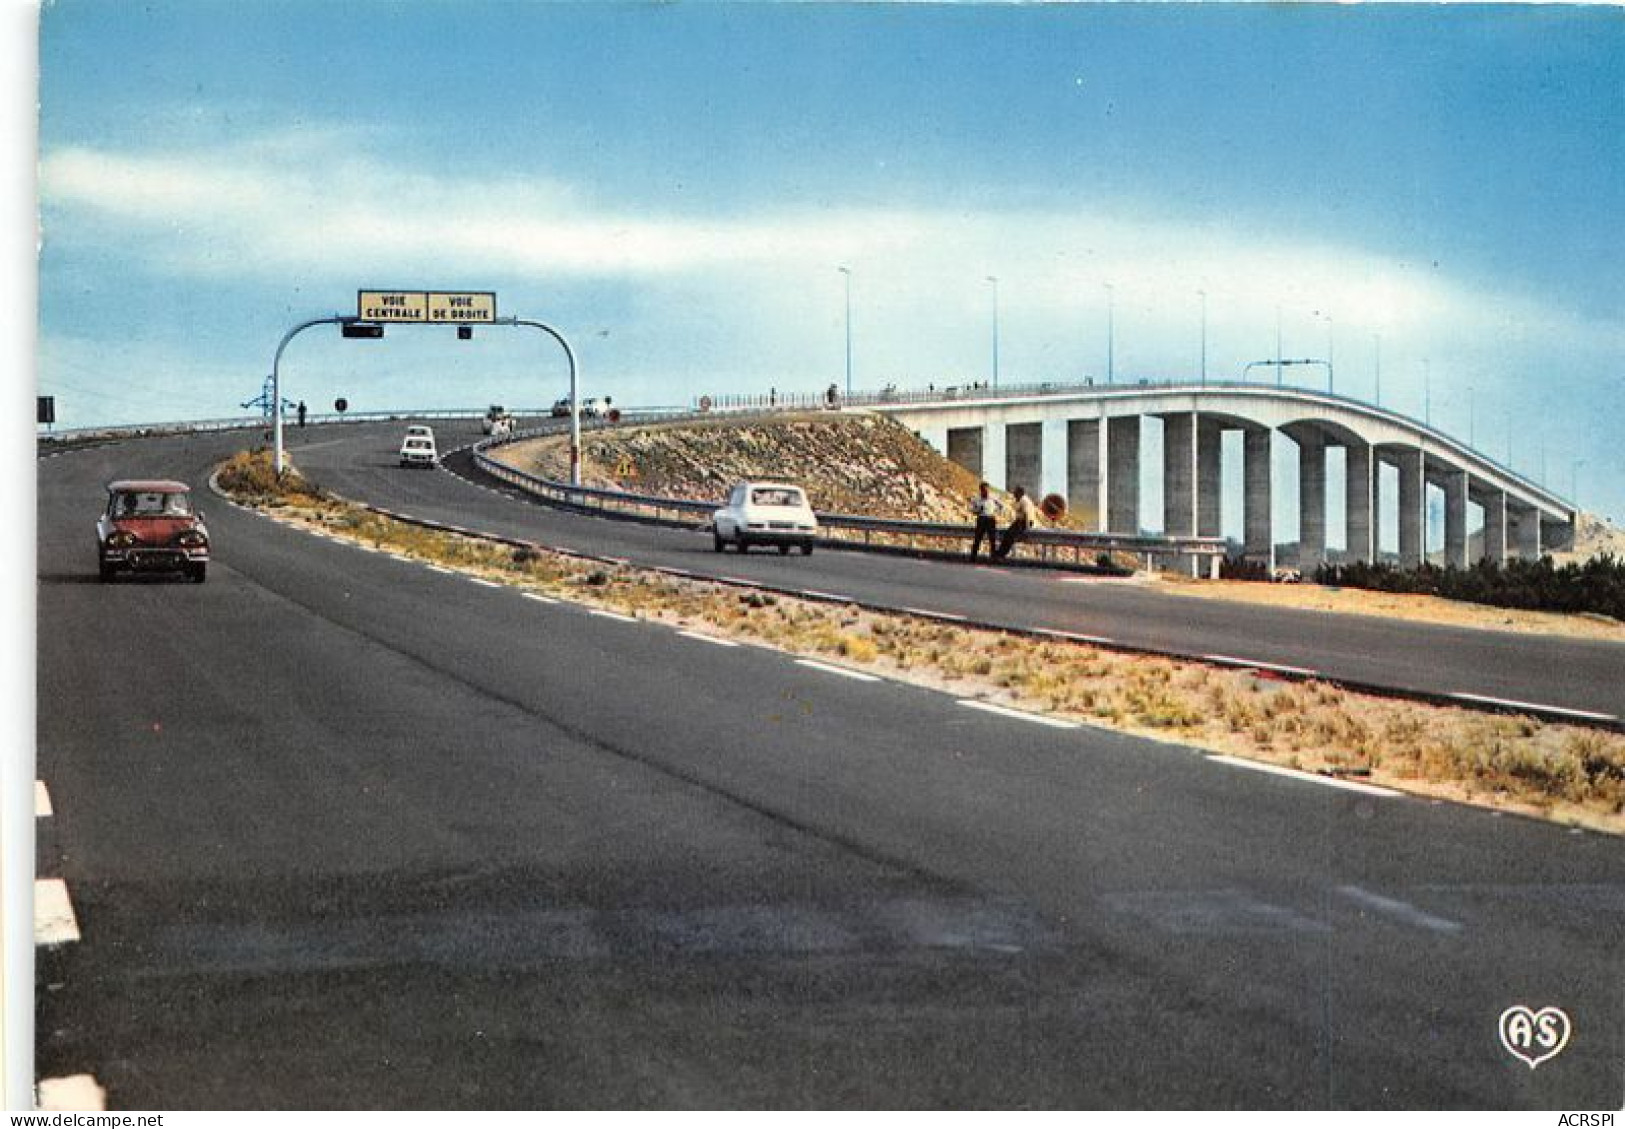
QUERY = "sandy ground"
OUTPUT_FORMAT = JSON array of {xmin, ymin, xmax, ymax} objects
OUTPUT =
[{"xmin": 1151, "ymin": 574, "xmax": 1625, "ymax": 643}]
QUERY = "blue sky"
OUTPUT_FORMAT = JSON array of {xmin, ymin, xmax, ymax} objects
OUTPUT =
[{"xmin": 33, "ymin": 1, "xmax": 1625, "ymax": 520}]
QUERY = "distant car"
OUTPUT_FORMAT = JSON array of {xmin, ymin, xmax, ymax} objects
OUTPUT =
[
  {"xmin": 96, "ymin": 479, "xmax": 209, "ymax": 583},
  {"xmin": 551, "ymin": 398, "xmax": 572, "ymax": 418},
  {"xmin": 712, "ymin": 482, "xmax": 818, "ymax": 555},
  {"xmin": 580, "ymin": 397, "xmax": 605, "ymax": 418},
  {"xmin": 399, "ymin": 426, "xmax": 437, "ymax": 468},
  {"xmin": 481, "ymin": 405, "xmax": 514, "ymax": 435}
]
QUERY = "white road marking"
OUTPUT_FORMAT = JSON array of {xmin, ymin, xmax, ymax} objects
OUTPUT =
[
  {"xmin": 1447, "ymin": 692, "xmax": 1616, "ymax": 723},
  {"xmin": 1203, "ymin": 654, "xmax": 1319, "ymax": 678},
  {"xmin": 718, "ymin": 576, "xmax": 755, "ymax": 585},
  {"xmin": 522, "ymin": 592, "xmax": 560, "ymax": 605},
  {"xmin": 35, "ymin": 879, "xmax": 81, "ymax": 946},
  {"xmin": 679, "ymin": 630, "xmax": 740, "ymax": 647},
  {"xmin": 902, "ymin": 607, "xmax": 966, "ymax": 621},
  {"xmin": 426, "ymin": 565, "xmax": 456, "ymax": 575},
  {"xmin": 1208, "ymin": 755, "xmax": 1401, "ymax": 798},
  {"xmin": 1038, "ymin": 628, "xmax": 1116, "ymax": 646},
  {"xmin": 1334, "ymin": 885, "xmax": 1463, "ymax": 934},
  {"xmin": 796, "ymin": 659, "xmax": 881, "ymax": 683},
  {"xmin": 798, "ymin": 590, "xmax": 852, "ymax": 603},
  {"xmin": 35, "ymin": 781, "xmax": 52, "ymax": 817},
  {"xmin": 956, "ymin": 700, "xmax": 1080, "ymax": 730},
  {"xmin": 468, "ymin": 578, "xmax": 501, "ymax": 589},
  {"xmin": 601, "ymin": 556, "xmax": 631, "ymax": 566},
  {"xmin": 36, "ymin": 1075, "xmax": 106, "ymax": 1112},
  {"xmin": 590, "ymin": 609, "xmax": 638, "ymax": 623}
]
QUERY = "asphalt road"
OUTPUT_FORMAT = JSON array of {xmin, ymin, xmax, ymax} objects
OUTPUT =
[
  {"xmin": 307, "ymin": 420, "xmax": 1625, "ymax": 724},
  {"xmin": 33, "ymin": 425, "xmax": 1625, "ymax": 1109}
]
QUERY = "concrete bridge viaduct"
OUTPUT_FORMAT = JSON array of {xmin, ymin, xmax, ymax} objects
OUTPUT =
[{"xmin": 871, "ymin": 382, "xmax": 1575, "ymax": 570}]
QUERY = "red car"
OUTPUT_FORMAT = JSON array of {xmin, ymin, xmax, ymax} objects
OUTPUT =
[{"xmin": 96, "ymin": 479, "xmax": 210, "ymax": 583}]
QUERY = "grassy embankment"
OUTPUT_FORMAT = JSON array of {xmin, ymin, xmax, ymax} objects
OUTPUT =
[{"xmin": 218, "ymin": 447, "xmax": 1625, "ymax": 834}]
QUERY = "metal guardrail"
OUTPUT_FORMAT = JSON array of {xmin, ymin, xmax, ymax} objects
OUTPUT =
[
  {"xmin": 471, "ymin": 426, "xmax": 1229, "ymax": 574},
  {"xmin": 36, "ymin": 408, "xmax": 563, "ymax": 445}
]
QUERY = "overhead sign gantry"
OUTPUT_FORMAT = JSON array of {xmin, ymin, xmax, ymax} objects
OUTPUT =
[{"xmin": 269, "ymin": 289, "xmax": 582, "ymax": 484}]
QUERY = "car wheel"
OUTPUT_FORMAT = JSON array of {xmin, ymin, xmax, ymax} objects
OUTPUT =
[
  {"xmin": 802, "ymin": 542, "xmax": 814, "ymax": 556},
  {"xmin": 735, "ymin": 538, "xmax": 749, "ymax": 553},
  {"xmin": 98, "ymin": 560, "xmax": 115, "ymax": 582},
  {"xmin": 713, "ymin": 531, "xmax": 725, "ymax": 552},
  {"xmin": 188, "ymin": 562, "xmax": 207, "ymax": 583},
  {"xmin": 778, "ymin": 543, "xmax": 791, "ymax": 555}
]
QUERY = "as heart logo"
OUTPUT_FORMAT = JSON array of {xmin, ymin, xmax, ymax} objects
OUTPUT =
[{"xmin": 1499, "ymin": 1005, "xmax": 1571, "ymax": 1069}]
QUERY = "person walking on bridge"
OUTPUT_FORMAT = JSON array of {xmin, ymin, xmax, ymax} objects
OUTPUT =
[
  {"xmin": 969, "ymin": 481, "xmax": 1000, "ymax": 560},
  {"xmin": 994, "ymin": 486, "xmax": 1038, "ymax": 560}
]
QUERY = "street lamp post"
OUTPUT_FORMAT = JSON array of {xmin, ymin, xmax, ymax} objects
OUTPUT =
[
  {"xmin": 985, "ymin": 275, "xmax": 1000, "ymax": 388},
  {"xmin": 1317, "ymin": 311, "xmax": 1334, "ymax": 394},
  {"xmin": 1423, "ymin": 358, "xmax": 1431, "ymax": 426},
  {"xmin": 1373, "ymin": 332, "xmax": 1382, "ymax": 406},
  {"xmin": 1197, "ymin": 289, "xmax": 1207, "ymax": 385},
  {"xmin": 837, "ymin": 266, "xmax": 853, "ymax": 398},
  {"xmin": 1275, "ymin": 304, "xmax": 1283, "ymax": 387},
  {"xmin": 1104, "ymin": 282, "xmax": 1115, "ymax": 384}
]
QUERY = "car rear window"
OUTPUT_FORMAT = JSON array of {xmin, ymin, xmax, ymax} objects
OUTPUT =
[
  {"xmin": 116, "ymin": 491, "xmax": 192, "ymax": 517},
  {"xmin": 751, "ymin": 488, "xmax": 804, "ymax": 507}
]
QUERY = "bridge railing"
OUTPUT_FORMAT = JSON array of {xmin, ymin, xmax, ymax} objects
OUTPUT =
[{"xmin": 472, "ymin": 427, "xmax": 1228, "ymax": 575}]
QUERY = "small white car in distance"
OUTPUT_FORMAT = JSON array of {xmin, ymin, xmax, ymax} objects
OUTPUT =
[
  {"xmin": 712, "ymin": 482, "xmax": 818, "ymax": 555},
  {"xmin": 399, "ymin": 425, "xmax": 437, "ymax": 468}
]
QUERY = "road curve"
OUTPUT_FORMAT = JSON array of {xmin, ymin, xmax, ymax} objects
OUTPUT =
[
  {"xmin": 311, "ymin": 420, "xmax": 1624, "ymax": 724},
  {"xmin": 34, "ymin": 425, "xmax": 1625, "ymax": 1109}
]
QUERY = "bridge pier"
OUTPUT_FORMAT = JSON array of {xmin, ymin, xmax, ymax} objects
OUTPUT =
[
  {"xmin": 1244, "ymin": 426, "xmax": 1273, "ymax": 571},
  {"xmin": 1475, "ymin": 485, "xmax": 1507, "ymax": 564},
  {"xmin": 1198, "ymin": 416, "xmax": 1223, "ymax": 538},
  {"xmin": 1437, "ymin": 466, "xmax": 1469, "ymax": 569},
  {"xmin": 1163, "ymin": 412, "xmax": 1196, "ymax": 537},
  {"xmin": 1107, "ymin": 416, "xmax": 1140, "ymax": 535},
  {"xmin": 1005, "ymin": 422, "xmax": 1041, "ymax": 497},
  {"xmin": 1295, "ymin": 428, "xmax": 1328, "ymax": 571},
  {"xmin": 1345, "ymin": 439, "xmax": 1374, "ymax": 566},
  {"xmin": 1067, "ymin": 419, "xmax": 1102, "ymax": 530},
  {"xmin": 1392, "ymin": 447, "xmax": 1425, "ymax": 567}
]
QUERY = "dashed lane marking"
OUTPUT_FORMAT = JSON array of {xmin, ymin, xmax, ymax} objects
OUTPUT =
[
  {"xmin": 1447, "ymin": 692, "xmax": 1616, "ymax": 724},
  {"xmin": 903, "ymin": 607, "xmax": 966, "ymax": 621},
  {"xmin": 796, "ymin": 659, "xmax": 882, "ymax": 683},
  {"xmin": 798, "ymin": 590, "xmax": 853, "ymax": 603},
  {"xmin": 590, "ymin": 609, "xmax": 638, "ymax": 623},
  {"xmin": 35, "ymin": 781, "xmax": 51, "ymax": 817},
  {"xmin": 36, "ymin": 1075, "xmax": 107, "ymax": 1112},
  {"xmin": 35, "ymin": 878, "xmax": 81, "ymax": 946},
  {"xmin": 1334, "ymin": 885, "xmax": 1463, "ymax": 934},
  {"xmin": 956, "ymin": 700, "xmax": 1080, "ymax": 730},
  {"xmin": 426, "ymin": 565, "xmax": 456, "ymax": 575},
  {"xmin": 1202, "ymin": 654, "xmax": 1319, "ymax": 678},
  {"xmin": 1208, "ymin": 755, "xmax": 1402, "ymax": 798},
  {"xmin": 468, "ymin": 578, "xmax": 501, "ymax": 589},
  {"xmin": 522, "ymin": 592, "xmax": 560, "ymax": 605},
  {"xmin": 679, "ymin": 630, "xmax": 741, "ymax": 647},
  {"xmin": 1037, "ymin": 628, "xmax": 1117, "ymax": 646}
]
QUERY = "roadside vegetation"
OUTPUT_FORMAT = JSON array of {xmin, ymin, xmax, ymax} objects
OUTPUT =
[
  {"xmin": 219, "ymin": 448, "xmax": 1625, "ymax": 834},
  {"xmin": 1314, "ymin": 556, "xmax": 1625, "ymax": 623}
]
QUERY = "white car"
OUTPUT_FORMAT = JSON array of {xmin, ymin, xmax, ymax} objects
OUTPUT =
[
  {"xmin": 712, "ymin": 482, "xmax": 818, "ymax": 555},
  {"xmin": 580, "ymin": 397, "xmax": 605, "ymax": 418},
  {"xmin": 480, "ymin": 405, "xmax": 513, "ymax": 435},
  {"xmin": 399, "ymin": 426, "xmax": 437, "ymax": 468}
]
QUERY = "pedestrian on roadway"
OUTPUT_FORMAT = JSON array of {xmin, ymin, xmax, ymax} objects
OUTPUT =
[
  {"xmin": 296, "ymin": 400, "xmax": 307, "ymax": 428},
  {"xmin": 969, "ymin": 481, "xmax": 1000, "ymax": 560},
  {"xmin": 994, "ymin": 486, "xmax": 1038, "ymax": 560}
]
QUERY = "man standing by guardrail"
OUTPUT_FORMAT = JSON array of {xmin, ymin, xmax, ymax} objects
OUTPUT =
[
  {"xmin": 969, "ymin": 481, "xmax": 1000, "ymax": 560},
  {"xmin": 993, "ymin": 486, "xmax": 1038, "ymax": 560}
]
